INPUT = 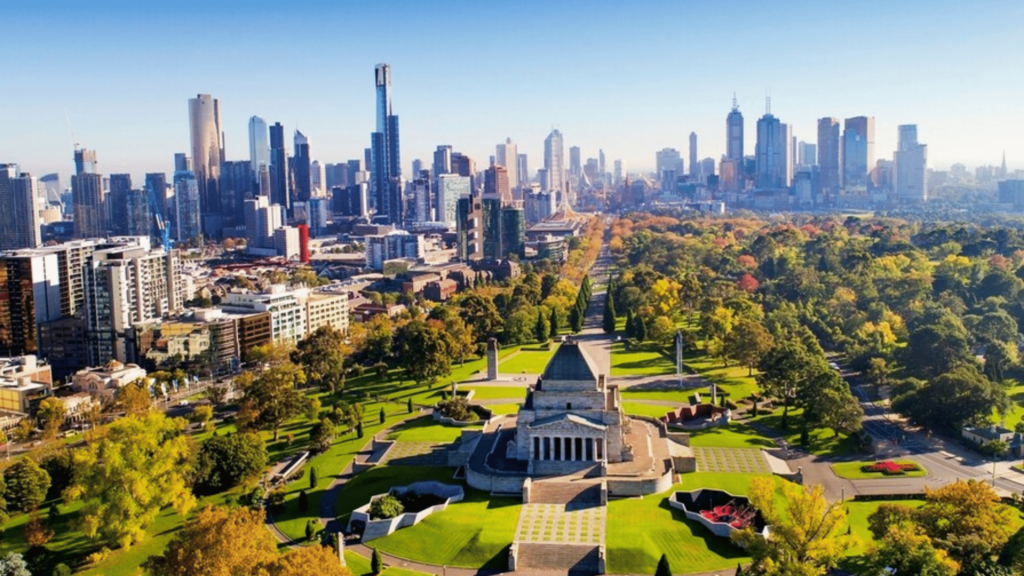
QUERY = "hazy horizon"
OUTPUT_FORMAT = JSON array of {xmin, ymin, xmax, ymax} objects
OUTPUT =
[{"xmin": 2, "ymin": 0, "xmax": 1022, "ymax": 182}]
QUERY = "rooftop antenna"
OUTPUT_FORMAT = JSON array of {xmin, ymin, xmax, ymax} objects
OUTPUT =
[
  {"xmin": 765, "ymin": 89, "xmax": 771, "ymax": 115},
  {"xmin": 732, "ymin": 92, "xmax": 738, "ymax": 111}
]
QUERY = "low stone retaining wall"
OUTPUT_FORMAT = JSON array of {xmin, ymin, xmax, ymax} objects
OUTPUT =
[
  {"xmin": 348, "ymin": 481, "xmax": 465, "ymax": 542},
  {"xmin": 431, "ymin": 406, "xmax": 493, "ymax": 427},
  {"xmin": 606, "ymin": 468, "xmax": 674, "ymax": 497},
  {"xmin": 668, "ymin": 488, "xmax": 769, "ymax": 541}
]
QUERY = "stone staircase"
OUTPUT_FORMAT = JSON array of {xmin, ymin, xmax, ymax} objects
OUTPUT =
[
  {"xmin": 529, "ymin": 480, "xmax": 603, "ymax": 505},
  {"xmin": 514, "ymin": 543, "xmax": 603, "ymax": 573}
]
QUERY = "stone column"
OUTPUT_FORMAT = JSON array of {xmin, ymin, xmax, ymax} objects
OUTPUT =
[
  {"xmin": 570, "ymin": 437, "xmax": 576, "ymax": 461},
  {"xmin": 486, "ymin": 338, "xmax": 499, "ymax": 380}
]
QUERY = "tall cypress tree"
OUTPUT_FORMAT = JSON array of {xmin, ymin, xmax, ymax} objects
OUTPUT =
[
  {"xmin": 602, "ymin": 288, "xmax": 617, "ymax": 333},
  {"xmin": 625, "ymin": 309, "xmax": 635, "ymax": 338},
  {"xmin": 535, "ymin": 309, "xmax": 548, "ymax": 343},
  {"xmin": 655, "ymin": 553, "xmax": 672, "ymax": 576},
  {"xmin": 636, "ymin": 316, "xmax": 648, "ymax": 343},
  {"xmin": 549, "ymin": 307, "xmax": 560, "ymax": 339},
  {"xmin": 570, "ymin": 305, "xmax": 583, "ymax": 333}
]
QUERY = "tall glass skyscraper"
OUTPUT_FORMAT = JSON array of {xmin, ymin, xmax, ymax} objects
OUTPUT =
[
  {"xmin": 726, "ymin": 95, "xmax": 744, "ymax": 162},
  {"xmin": 248, "ymin": 116, "xmax": 270, "ymax": 180},
  {"xmin": 187, "ymin": 94, "xmax": 223, "ymax": 216},
  {"xmin": 371, "ymin": 64, "xmax": 402, "ymax": 225},
  {"xmin": 544, "ymin": 129, "xmax": 565, "ymax": 193},
  {"xmin": 842, "ymin": 116, "xmax": 875, "ymax": 190},
  {"xmin": 269, "ymin": 122, "xmax": 290, "ymax": 210},
  {"xmin": 817, "ymin": 117, "xmax": 841, "ymax": 195},
  {"xmin": 293, "ymin": 130, "xmax": 312, "ymax": 202}
]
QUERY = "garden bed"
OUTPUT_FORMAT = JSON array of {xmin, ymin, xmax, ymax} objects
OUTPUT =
[{"xmin": 831, "ymin": 460, "xmax": 927, "ymax": 480}]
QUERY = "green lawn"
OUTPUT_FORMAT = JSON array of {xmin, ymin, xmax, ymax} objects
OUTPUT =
[
  {"xmin": 372, "ymin": 491, "xmax": 520, "ymax": 570},
  {"xmin": 462, "ymin": 386, "xmax": 528, "ymax": 400},
  {"xmin": 337, "ymin": 466, "xmax": 519, "ymax": 570},
  {"xmin": 485, "ymin": 403, "xmax": 521, "ymax": 416},
  {"xmin": 606, "ymin": 473, "xmax": 789, "ymax": 574},
  {"xmin": 831, "ymin": 461, "xmax": 928, "ymax": 480},
  {"xmin": 610, "ymin": 342, "xmax": 676, "ymax": 376},
  {"xmin": 345, "ymin": 551, "xmax": 433, "ymax": 576},
  {"xmin": 1000, "ymin": 379, "xmax": 1024, "ymax": 426},
  {"xmin": 385, "ymin": 416, "xmax": 478, "ymax": 443},
  {"xmin": 683, "ymin": 350, "xmax": 760, "ymax": 401},
  {"xmin": 687, "ymin": 422, "xmax": 778, "ymax": 449},
  {"xmin": 499, "ymin": 344, "xmax": 559, "ymax": 374},
  {"xmin": 620, "ymin": 389, "xmax": 688, "ymax": 403},
  {"xmin": 623, "ymin": 403, "xmax": 673, "ymax": 419}
]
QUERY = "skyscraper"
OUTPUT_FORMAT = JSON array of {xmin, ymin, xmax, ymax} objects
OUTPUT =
[
  {"xmin": 0, "ymin": 165, "xmax": 41, "ymax": 250},
  {"xmin": 495, "ymin": 138, "xmax": 519, "ymax": 189},
  {"xmin": 174, "ymin": 172, "xmax": 201, "ymax": 242},
  {"xmin": 433, "ymin": 145, "xmax": 453, "ymax": 177},
  {"xmin": 755, "ymin": 101, "xmax": 789, "ymax": 188},
  {"xmin": 145, "ymin": 172, "xmax": 169, "ymax": 240},
  {"xmin": 74, "ymin": 148, "xmax": 98, "ymax": 175},
  {"xmin": 895, "ymin": 125, "xmax": 928, "ymax": 202},
  {"xmin": 269, "ymin": 122, "xmax": 290, "ymax": 209},
  {"xmin": 726, "ymin": 95, "xmax": 744, "ymax": 162},
  {"xmin": 689, "ymin": 132, "xmax": 698, "ymax": 177},
  {"xmin": 655, "ymin": 148, "xmax": 684, "ymax": 178},
  {"xmin": 293, "ymin": 130, "xmax": 312, "ymax": 202},
  {"xmin": 517, "ymin": 154, "xmax": 529, "ymax": 186},
  {"xmin": 108, "ymin": 174, "xmax": 132, "ymax": 235},
  {"xmin": 484, "ymin": 165, "xmax": 511, "ymax": 202},
  {"xmin": 842, "ymin": 116, "xmax": 875, "ymax": 190},
  {"xmin": 248, "ymin": 116, "xmax": 270, "ymax": 179},
  {"xmin": 543, "ymin": 130, "xmax": 565, "ymax": 193},
  {"xmin": 569, "ymin": 146, "xmax": 581, "ymax": 177},
  {"xmin": 72, "ymin": 168, "xmax": 105, "ymax": 239},
  {"xmin": 371, "ymin": 63, "xmax": 403, "ymax": 225},
  {"xmin": 817, "ymin": 117, "xmax": 841, "ymax": 195},
  {"xmin": 187, "ymin": 94, "xmax": 223, "ymax": 216}
]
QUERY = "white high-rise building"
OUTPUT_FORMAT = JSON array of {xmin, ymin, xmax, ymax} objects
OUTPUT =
[
  {"xmin": 0, "ymin": 164, "xmax": 41, "ymax": 250},
  {"xmin": 895, "ymin": 125, "xmax": 928, "ymax": 202},
  {"xmin": 248, "ymin": 116, "xmax": 270, "ymax": 179},
  {"xmin": 613, "ymin": 160, "xmax": 626, "ymax": 185},
  {"xmin": 496, "ymin": 138, "xmax": 519, "ymax": 190},
  {"xmin": 437, "ymin": 174, "xmax": 470, "ymax": 227},
  {"xmin": 544, "ymin": 130, "xmax": 565, "ymax": 193},
  {"xmin": 187, "ymin": 94, "xmax": 223, "ymax": 216}
]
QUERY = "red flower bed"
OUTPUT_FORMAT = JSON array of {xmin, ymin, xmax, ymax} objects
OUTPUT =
[{"xmin": 861, "ymin": 460, "xmax": 920, "ymax": 475}]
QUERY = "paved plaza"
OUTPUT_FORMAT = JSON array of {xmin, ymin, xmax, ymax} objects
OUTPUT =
[
  {"xmin": 381, "ymin": 442, "xmax": 451, "ymax": 466},
  {"xmin": 694, "ymin": 447, "xmax": 771, "ymax": 474},
  {"xmin": 515, "ymin": 503, "xmax": 606, "ymax": 545}
]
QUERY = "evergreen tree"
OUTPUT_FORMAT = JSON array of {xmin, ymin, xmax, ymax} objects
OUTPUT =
[
  {"xmin": 602, "ymin": 288, "xmax": 617, "ymax": 333},
  {"xmin": 636, "ymin": 316, "xmax": 648, "ymax": 343},
  {"xmin": 535, "ymin": 309, "xmax": 548, "ymax": 343},
  {"xmin": 309, "ymin": 467, "xmax": 318, "ymax": 490},
  {"xmin": 379, "ymin": 407, "xmax": 385, "ymax": 424},
  {"xmin": 549, "ymin": 307, "xmax": 560, "ymax": 339},
  {"xmin": 371, "ymin": 548, "xmax": 384, "ymax": 575},
  {"xmin": 298, "ymin": 490, "xmax": 309, "ymax": 512},
  {"xmin": 570, "ymin": 306, "xmax": 583, "ymax": 333},
  {"xmin": 735, "ymin": 563, "xmax": 744, "ymax": 576},
  {"xmin": 407, "ymin": 398, "xmax": 414, "ymax": 413},
  {"xmin": 655, "ymin": 553, "xmax": 672, "ymax": 576},
  {"xmin": 625, "ymin": 309, "xmax": 635, "ymax": 338},
  {"xmin": 356, "ymin": 421, "xmax": 364, "ymax": 438},
  {"xmin": 305, "ymin": 518, "xmax": 317, "ymax": 541}
]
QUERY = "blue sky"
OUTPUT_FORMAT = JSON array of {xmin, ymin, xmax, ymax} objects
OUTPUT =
[{"xmin": 2, "ymin": 0, "xmax": 1022, "ymax": 182}]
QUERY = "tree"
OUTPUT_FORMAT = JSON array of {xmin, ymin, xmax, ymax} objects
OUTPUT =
[
  {"xmin": 805, "ymin": 379, "xmax": 864, "ymax": 437},
  {"xmin": 867, "ymin": 522, "xmax": 959, "ymax": 576},
  {"xmin": 625, "ymin": 309, "xmax": 635, "ymax": 338},
  {"xmin": 66, "ymin": 412, "xmax": 196, "ymax": 548},
  {"xmin": 892, "ymin": 366, "xmax": 1009, "ymax": 432},
  {"xmin": 457, "ymin": 293, "xmax": 503, "ymax": 342},
  {"xmin": 0, "ymin": 553, "xmax": 30, "ymax": 576},
  {"xmin": 24, "ymin": 511, "xmax": 54, "ymax": 547},
  {"xmin": 371, "ymin": 548, "xmax": 384, "ymax": 575},
  {"xmin": 305, "ymin": 518, "xmax": 317, "ymax": 541},
  {"xmin": 535, "ymin": 309, "xmax": 550, "ymax": 343},
  {"xmin": 190, "ymin": 405, "xmax": 213, "ymax": 427},
  {"xmin": 915, "ymin": 480, "xmax": 1016, "ymax": 571},
  {"xmin": 655, "ymin": 553, "xmax": 672, "ymax": 576},
  {"xmin": 867, "ymin": 357, "xmax": 891, "ymax": 388},
  {"xmin": 52, "ymin": 564, "xmax": 72, "ymax": 576},
  {"xmin": 4, "ymin": 458, "xmax": 51, "ymax": 513},
  {"xmin": 726, "ymin": 319, "xmax": 774, "ymax": 376},
  {"xmin": 36, "ymin": 397, "xmax": 66, "ymax": 440},
  {"xmin": 363, "ymin": 314, "xmax": 394, "ymax": 364},
  {"xmin": 310, "ymin": 466, "xmax": 319, "ymax": 489},
  {"xmin": 649, "ymin": 316, "xmax": 676, "ymax": 347},
  {"xmin": 603, "ymin": 287, "xmax": 617, "ymax": 334},
  {"xmin": 294, "ymin": 326, "xmax": 347, "ymax": 391},
  {"xmin": 11, "ymin": 419, "xmax": 32, "ymax": 443},
  {"xmin": 309, "ymin": 419, "xmax": 335, "ymax": 454},
  {"xmin": 193, "ymin": 432, "xmax": 268, "ymax": 494},
  {"xmin": 271, "ymin": 543, "xmax": 352, "ymax": 576},
  {"xmin": 369, "ymin": 494, "xmax": 404, "ymax": 520},
  {"xmin": 39, "ymin": 451, "xmax": 73, "ymax": 500},
  {"xmin": 394, "ymin": 319, "xmax": 455, "ymax": 386},
  {"xmin": 246, "ymin": 363, "xmax": 306, "ymax": 440},
  {"xmin": 731, "ymin": 477, "xmax": 853, "ymax": 576},
  {"xmin": 298, "ymin": 490, "xmax": 309, "ymax": 512},
  {"xmin": 903, "ymin": 316, "xmax": 972, "ymax": 378},
  {"xmin": 356, "ymin": 421, "xmax": 364, "ymax": 438},
  {"xmin": 144, "ymin": 505, "xmax": 279, "ymax": 576},
  {"xmin": 569, "ymin": 305, "xmax": 583, "ymax": 333},
  {"xmin": 379, "ymin": 407, "xmax": 385, "ymax": 424},
  {"xmin": 635, "ymin": 316, "xmax": 647, "ymax": 343},
  {"xmin": 115, "ymin": 381, "xmax": 152, "ymax": 416},
  {"xmin": 549, "ymin": 307, "xmax": 560, "ymax": 339},
  {"xmin": 407, "ymin": 398, "xmax": 414, "ymax": 413}
]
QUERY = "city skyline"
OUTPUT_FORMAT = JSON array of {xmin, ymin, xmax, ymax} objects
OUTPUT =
[{"xmin": 3, "ymin": 0, "xmax": 1022, "ymax": 180}]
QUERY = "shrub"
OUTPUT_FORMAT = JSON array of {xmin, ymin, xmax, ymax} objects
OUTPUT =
[{"xmin": 369, "ymin": 494, "xmax": 404, "ymax": 520}]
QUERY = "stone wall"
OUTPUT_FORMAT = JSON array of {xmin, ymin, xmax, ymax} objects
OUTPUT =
[
  {"xmin": 348, "ymin": 482, "xmax": 465, "ymax": 541},
  {"xmin": 606, "ymin": 469, "xmax": 674, "ymax": 497},
  {"xmin": 466, "ymin": 464, "xmax": 528, "ymax": 494}
]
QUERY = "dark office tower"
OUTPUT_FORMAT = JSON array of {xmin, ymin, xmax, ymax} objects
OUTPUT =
[
  {"xmin": 817, "ymin": 117, "xmax": 841, "ymax": 195},
  {"xmin": 269, "ymin": 122, "xmax": 290, "ymax": 209},
  {"xmin": 569, "ymin": 146, "xmax": 581, "ymax": 177},
  {"xmin": 457, "ymin": 193, "xmax": 483, "ymax": 261},
  {"xmin": 433, "ymin": 145, "xmax": 453, "ymax": 176},
  {"xmin": 726, "ymin": 95, "xmax": 744, "ymax": 162},
  {"xmin": 108, "ymin": 173, "xmax": 132, "ymax": 235},
  {"xmin": 413, "ymin": 170, "xmax": 434, "ymax": 223},
  {"xmin": 484, "ymin": 165, "xmax": 511, "ymax": 202},
  {"xmin": 412, "ymin": 159, "xmax": 423, "ymax": 177},
  {"xmin": 293, "ymin": 130, "xmax": 312, "ymax": 202},
  {"xmin": 74, "ymin": 148, "xmax": 98, "ymax": 175},
  {"xmin": 689, "ymin": 132, "xmax": 698, "ymax": 177},
  {"xmin": 0, "ymin": 165, "xmax": 41, "ymax": 250},
  {"xmin": 370, "ymin": 63, "xmax": 403, "ymax": 225},
  {"xmin": 501, "ymin": 207, "xmax": 525, "ymax": 259},
  {"xmin": 842, "ymin": 116, "xmax": 875, "ymax": 190},
  {"xmin": 451, "ymin": 153, "xmax": 475, "ymax": 179},
  {"xmin": 364, "ymin": 148, "xmax": 372, "ymax": 169},
  {"xmin": 219, "ymin": 160, "xmax": 254, "ymax": 223},
  {"xmin": 72, "ymin": 173, "xmax": 105, "ymax": 238},
  {"xmin": 188, "ymin": 94, "xmax": 224, "ymax": 215},
  {"xmin": 145, "ymin": 172, "xmax": 169, "ymax": 231},
  {"xmin": 517, "ymin": 154, "xmax": 529, "ymax": 186},
  {"xmin": 174, "ymin": 153, "xmax": 191, "ymax": 173},
  {"xmin": 125, "ymin": 189, "xmax": 151, "ymax": 237}
]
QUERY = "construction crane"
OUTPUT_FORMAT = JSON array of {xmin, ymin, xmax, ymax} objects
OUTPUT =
[{"xmin": 147, "ymin": 183, "xmax": 171, "ymax": 249}]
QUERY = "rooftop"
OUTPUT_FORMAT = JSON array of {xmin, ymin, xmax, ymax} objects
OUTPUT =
[{"xmin": 541, "ymin": 341, "xmax": 600, "ymax": 383}]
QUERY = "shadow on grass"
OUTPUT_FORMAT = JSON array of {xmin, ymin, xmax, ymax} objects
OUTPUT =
[{"xmin": 657, "ymin": 497, "xmax": 748, "ymax": 560}]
